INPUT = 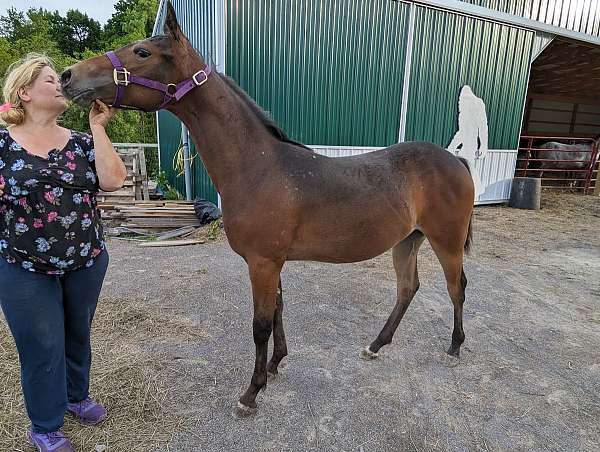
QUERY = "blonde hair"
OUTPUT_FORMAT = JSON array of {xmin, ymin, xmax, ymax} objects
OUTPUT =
[{"xmin": 1, "ymin": 53, "xmax": 56, "ymax": 126}]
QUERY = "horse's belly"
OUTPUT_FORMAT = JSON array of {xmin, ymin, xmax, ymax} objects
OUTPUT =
[{"xmin": 286, "ymin": 217, "xmax": 410, "ymax": 263}]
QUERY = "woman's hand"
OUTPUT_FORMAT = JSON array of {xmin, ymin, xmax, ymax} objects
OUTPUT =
[
  {"xmin": 89, "ymin": 99, "xmax": 116, "ymax": 130},
  {"xmin": 0, "ymin": 183, "xmax": 4, "ymax": 197}
]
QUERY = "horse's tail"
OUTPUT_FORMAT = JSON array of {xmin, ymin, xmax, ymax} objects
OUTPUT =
[{"xmin": 457, "ymin": 157, "xmax": 474, "ymax": 255}]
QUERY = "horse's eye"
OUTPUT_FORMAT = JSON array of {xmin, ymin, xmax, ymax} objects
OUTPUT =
[{"xmin": 134, "ymin": 48, "xmax": 151, "ymax": 58}]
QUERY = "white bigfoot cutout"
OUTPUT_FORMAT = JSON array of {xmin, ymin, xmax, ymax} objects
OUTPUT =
[{"xmin": 447, "ymin": 85, "xmax": 488, "ymax": 197}]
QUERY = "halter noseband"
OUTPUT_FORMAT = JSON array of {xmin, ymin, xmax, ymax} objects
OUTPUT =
[{"xmin": 105, "ymin": 50, "xmax": 211, "ymax": 112}]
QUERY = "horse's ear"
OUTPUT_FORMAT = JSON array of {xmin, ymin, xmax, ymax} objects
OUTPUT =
[{"xmin": 163, "ymin": 1, "xmax": 182, "ymax": 41}]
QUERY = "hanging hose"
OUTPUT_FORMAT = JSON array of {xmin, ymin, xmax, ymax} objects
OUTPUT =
[{"xmin": 172, "ymin": 142, "xmax": 199, "ymax": 177}]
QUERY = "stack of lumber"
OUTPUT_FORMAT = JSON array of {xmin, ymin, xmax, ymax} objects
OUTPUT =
[
  {"xmin": 101, "ymin": 201, "xmax": 200, "ymax": 233},
  {"xmin": 95, "ymin": 147, "xmax": 211, "ymax": 246}
]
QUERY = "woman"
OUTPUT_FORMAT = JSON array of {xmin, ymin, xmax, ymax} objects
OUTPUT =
[{"xmin": 0, "ymin": 53, "xmax": 126, "ymax": 451}]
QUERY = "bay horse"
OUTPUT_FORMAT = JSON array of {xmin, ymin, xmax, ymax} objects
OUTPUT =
[{"xmin": 61, "ymin": 2, "xmax": 475, "ymax": 417}]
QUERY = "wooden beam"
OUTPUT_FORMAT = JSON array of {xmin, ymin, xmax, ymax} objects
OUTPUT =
[{"xmin": 528, "ymin": 93, "xmax": 600, "ymax": 107}]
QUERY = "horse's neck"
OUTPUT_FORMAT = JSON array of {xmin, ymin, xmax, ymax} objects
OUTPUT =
[{"xmin": 169, "ymin": 74, "xmax": 275, "ymax": 196}]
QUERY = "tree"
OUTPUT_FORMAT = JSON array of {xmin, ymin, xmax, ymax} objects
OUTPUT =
[
  {"xmin": 0, "ymin": 8, "xmax": 76, "ymax": 75},
  {"xmin": 0, "ymin": 37, "xmax": 20, "ymax": 76},
  {"xmin": 0, "ymin": 8, "xmax": 26, "ymax": 40},
  {"xmin": 103, "ymin": 0, "xmax": 159, "ymax": 49},
  {"xmin": 50, "ymin": 10, "xmax": 103, "ymax": 58}
]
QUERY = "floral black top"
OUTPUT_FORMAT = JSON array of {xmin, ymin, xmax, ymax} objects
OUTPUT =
[{"xmin": 0, "ymin": 129, "xmax": 105, "ymax": 274}]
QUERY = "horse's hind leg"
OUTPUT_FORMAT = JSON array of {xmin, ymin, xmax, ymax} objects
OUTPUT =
[
  {"xmin": 426, "ymin": 235, "xmax": 468, "ymax": 357},
  {"xmin": 267, "ymin": 279, "xmax": 287, "ymax": 378},
  {"xmin": 361, "ymin": 230, "xmax": 425, "ymax": 359}
]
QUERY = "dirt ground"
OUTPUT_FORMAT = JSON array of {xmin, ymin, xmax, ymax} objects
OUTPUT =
[{"xmin": 1, "ymin": 191, "xmax": 599, "ymax": 451}]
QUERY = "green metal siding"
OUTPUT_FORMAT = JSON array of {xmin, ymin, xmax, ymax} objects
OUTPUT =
[
  {"xmin": 157, "ymin": 109, "xmax": 186, "ymax": 197},
  {"xmin": 462, "ymin": 0, "xmax": 600, "ymax": 37},
  {"xmin": 157, "ymin": 110, "xmax": 219, "ymax": 203},
  {"xmin": 405, "ymin": 6, "xmax": 534, "ymax": 150},
  {"xmin": 154, "ymin": 0, "xmax": 218, "ymax": 203},
  {"xmin": 226, "ymin": 0, "xmax": 411, "ymax": 147},
  {"xmin": 189, "ymin": 139, "xmax": 219, "ymax": 204}
]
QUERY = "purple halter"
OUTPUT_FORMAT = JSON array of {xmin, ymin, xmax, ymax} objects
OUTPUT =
[{"xmin": 105, "ymin": 50, "xmax": 212, "ymax": 112}]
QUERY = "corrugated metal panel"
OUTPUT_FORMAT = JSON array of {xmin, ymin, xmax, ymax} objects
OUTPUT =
[
  {"xmin": 225, "ymin": 0, "xmax": 411, "ymax": 147},
  {"xmin": 152, "ymin": 0, "xmax": 167, "ymax": 36},
  {"xmin": 156, "ymin": 111, "xmax": 219, "ymax": 203},
  {"xmin": 188, "ymin": 139, "xmax": 219, "ymax": 204},
  {"xmin": 474, "ymin": 150, "xmax": 518, "ymax": 204},
  {"xmin": 532, "ymin": 31, "xmax": 555, "ymax": 60},
  {"xmin": 170, "ymin": 0, "xmax": 217, "ymax": 63},
  {"xmin": 462, "ymin": 0, "xmax": 600, "ymax": 37},
  {"xmin": 311, "ymin": 146, "xmax": 381, "ymax": 157},
  {"xmin": 153, "ymin": 0, "xmax": 219, "ymax": 203},
  {"xmin": 157, "ymin": 110, "xmax": 186, "ymax": 197},
  {"xmin": 405, "ymin": 6, "xmax": 534, "ymax": 150}
]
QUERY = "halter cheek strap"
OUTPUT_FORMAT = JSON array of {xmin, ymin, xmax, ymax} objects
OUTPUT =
[{"xmin": 106, "ymin": 51, "xmax": 211, "ymax": 112}]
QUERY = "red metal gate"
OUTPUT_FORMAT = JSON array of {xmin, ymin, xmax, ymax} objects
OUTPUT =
[{"xmin": 516, "ymin": 135, "xmax": 599, "ymax": 194}]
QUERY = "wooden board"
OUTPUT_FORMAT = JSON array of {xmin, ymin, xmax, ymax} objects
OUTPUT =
[{"xmin": 138, "ymin": 239, "xmax": 206, "ymax": 247}]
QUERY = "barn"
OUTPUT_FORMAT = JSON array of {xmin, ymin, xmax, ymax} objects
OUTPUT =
[{"xmin": 152, "ymin": 0, "xmax": 600, "ymax": 204}]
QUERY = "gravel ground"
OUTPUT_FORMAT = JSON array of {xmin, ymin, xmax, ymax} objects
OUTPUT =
[{"xmin": 94, "ymin": 191, "xmax": 600, "ymax": 452}]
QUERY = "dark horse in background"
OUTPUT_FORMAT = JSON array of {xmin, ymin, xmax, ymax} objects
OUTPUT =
[{"xmin": 61, "ymin": 2, "xmax": 475, "ymax": 416}]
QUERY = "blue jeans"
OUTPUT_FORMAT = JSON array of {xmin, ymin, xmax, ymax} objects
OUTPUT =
[{"xmin": 0, "ymin": 251, "xmax": 109, "ymax": 433}]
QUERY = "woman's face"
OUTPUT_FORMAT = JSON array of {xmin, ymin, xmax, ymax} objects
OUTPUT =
[{"xmin": 20, "ymin": 66, "xmax": 68, "ymax": 116}]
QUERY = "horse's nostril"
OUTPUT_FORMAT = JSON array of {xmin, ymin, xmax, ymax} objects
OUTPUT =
[{"xmin": 60, "ymin": 69, "xmax": 72, "ymax": 87}]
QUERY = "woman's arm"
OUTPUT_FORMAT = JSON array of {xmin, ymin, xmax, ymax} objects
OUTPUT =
[{"xmin": 89, "ymin": 100, "xmax": 127, "ymax": 192}]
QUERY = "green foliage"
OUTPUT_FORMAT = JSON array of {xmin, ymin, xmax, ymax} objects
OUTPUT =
[
  {"xmin": 0, "ymin": 0, "xmax": 160, "ymax": 145},
  {"xmin": 104, "ymin": 0, "xmax": 159, "ymax": 49},
  {"xmin": 206, "ymin": 220, "xmax": 222, "ymax": 241},
  {"xmin": 49, "ymin": 10, "xmax": 103, "ymax": 58},
  {"xmin": 155, "ymin": 170, "xmax": 183, "ymax": 200},
  {"xmin": 155, "ymin": 170, "xmax": 169, "ymax": 190},
  {"xmin": 144, "ymin": 147, "xmax": 159, "ymax": 179}
]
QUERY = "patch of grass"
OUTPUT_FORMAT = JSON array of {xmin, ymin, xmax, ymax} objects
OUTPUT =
[
  {"xmin": 0, "ymin": 297, "xmax": 207, "ymax": 451},
  {"xmin": 206, "ymin": 220, "xmax": 222, "ymax": 241}
]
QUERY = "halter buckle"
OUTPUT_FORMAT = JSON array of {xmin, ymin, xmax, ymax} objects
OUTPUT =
[
  {"xmin": 113, "ymin": 68, "xmax": 130, "ymax": 86},
  {"xmin": 192, "ymin": 70, "xmax": 208, "ymax": 86},
  {"xmin": 166, "ymin": 83, "xmax": 178, "ymax": 96}
]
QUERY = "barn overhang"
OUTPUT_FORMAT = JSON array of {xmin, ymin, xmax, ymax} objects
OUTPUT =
[{"xmin": 524, "ymin": 38, "xmax": 600, "ymax": 137}]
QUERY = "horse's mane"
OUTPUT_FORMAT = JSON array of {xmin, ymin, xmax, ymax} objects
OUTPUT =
[{"xmin": 218, "ymin": 74, "xmax": 313, "ymax": 152}]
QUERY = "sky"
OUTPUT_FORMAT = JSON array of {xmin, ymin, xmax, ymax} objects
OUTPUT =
[{"xmin": 0, "ymin": 1, "xmax": 118, "ymax": 25}]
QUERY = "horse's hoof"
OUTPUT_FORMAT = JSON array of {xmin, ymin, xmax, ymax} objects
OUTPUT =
[
  {"xmin": 232, "ymin": 401, "xmax": 257, "ymax": 419},
  {"xmin": 359, "ymin": 346, "xmax": 378, "ymax": 360},
  {"xmin": 267, "ymin": 370, "xmax": 278, "ymax": 381},
  {"xmin": 446, "ymin": 347, "xmax": 460, "ymax": 358}
]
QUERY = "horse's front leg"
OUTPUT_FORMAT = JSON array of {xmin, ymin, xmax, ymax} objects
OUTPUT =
[{"xmin": 235, "ymin": 257, "xmax": 282, "ymax": 417}]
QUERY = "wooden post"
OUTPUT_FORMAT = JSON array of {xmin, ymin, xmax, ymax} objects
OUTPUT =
[{"xmin": 137, "ymin": 147, "xmax": 150, "ymax": 200}]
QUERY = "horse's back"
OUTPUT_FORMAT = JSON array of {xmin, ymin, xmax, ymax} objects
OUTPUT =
[{"xmin": 281, "ymin": 140, "xmax": 473, "ymax": 207}]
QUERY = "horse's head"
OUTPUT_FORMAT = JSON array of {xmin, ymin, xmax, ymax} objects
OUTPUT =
[{"xmin": 61, "ymin": 1, "xmax": 205, "ymax": 112}]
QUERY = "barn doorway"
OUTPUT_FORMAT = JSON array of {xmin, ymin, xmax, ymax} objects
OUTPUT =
[{"xmin": 517, "ymin": 38, "xmax": 600, "ymax": 194}]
